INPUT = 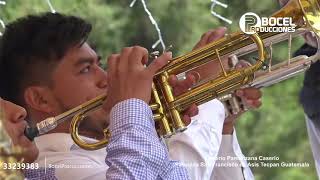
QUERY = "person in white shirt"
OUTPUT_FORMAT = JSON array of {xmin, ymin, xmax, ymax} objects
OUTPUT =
[{"xmin": 0, "ymin": 12, "xmax": 261, "ymax": 180}]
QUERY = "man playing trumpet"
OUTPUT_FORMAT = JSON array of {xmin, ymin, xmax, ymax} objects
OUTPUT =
[
  {"xmin": 0, "ymin": 43, "xmax": 191, "ymax": 179},
  {"xmin": 0, "ymin": 12, "xmax": 261, "ymax": 179}
]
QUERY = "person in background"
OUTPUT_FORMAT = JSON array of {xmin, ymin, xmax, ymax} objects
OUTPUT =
[
  {"xmin": 296, "ymin": 40, "xmax": 320, "ymax": 178},
  {"xmin": 279, "ymin": 0, "xmax": 320, "ymax": 178}
]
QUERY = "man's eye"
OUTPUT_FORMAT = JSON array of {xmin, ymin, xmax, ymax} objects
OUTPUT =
[{"xmin": 80, "ymin": 66, "xmax": 90, "ymax": 73}]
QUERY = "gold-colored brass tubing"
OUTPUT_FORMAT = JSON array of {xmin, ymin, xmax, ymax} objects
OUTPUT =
[
  {"xmin": 153, "ymin": 114, "xmax": 164, "ymax": 121},
  {"xmin": 26, "ymin": 0, "xmax": 320, "ymax": 151},
  {"xmin": 215, "ymin": 49, "xmax": 228, "ymax": 77},
  {"xmin": 150, "ymin": 103, "xmax": 160, "ymax": 111},
  {"xmin": 171, "ymin": 33, "xmax": 265, "ymax": 112},
  {"xmin": 70, "ymin": 111, "xmax": 111, "ymax": 151},
  {"xmin": 160, "ymin": 72, "xmax": 186, "ymax": 132},
  {"xmin": 156, "ymin": 30, "xmax": 268, "ymax": 77},
  {"xmin": 151, "ymin": 83, "xmax": 173, "ymax": 137}
]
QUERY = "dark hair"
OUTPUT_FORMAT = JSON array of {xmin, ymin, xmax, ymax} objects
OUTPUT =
[
  {"xmin": 0, "ymin": 12, "xmax": 92, "ymax": 104},
  {"xmin": 296, "ymin": 44, "xmax": 320, "ymax": 124}
]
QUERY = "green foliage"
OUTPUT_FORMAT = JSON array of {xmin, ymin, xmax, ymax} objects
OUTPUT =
[{"xmin": 0, "ymin": 0, "xmax": 317, "ymax": 178}]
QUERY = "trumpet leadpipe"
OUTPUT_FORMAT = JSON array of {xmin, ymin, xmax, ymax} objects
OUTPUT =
[{"xmin": 24, "ymin": 94, "xmax": 163, "ymax": 141}]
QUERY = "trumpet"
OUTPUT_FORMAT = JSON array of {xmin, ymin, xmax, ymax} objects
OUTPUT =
[
  {"xmin": 218, "ymin": 29, "xmax": 320, "ymax": 116},
  {"xmin": 24, "ymin": 0, "xmax": 320, "ymax": 150}
]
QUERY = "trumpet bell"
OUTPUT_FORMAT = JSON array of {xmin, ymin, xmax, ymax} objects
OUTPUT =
[{"xmin": 273, "ymin": 0, "xmax": 320, "ymax": 36}]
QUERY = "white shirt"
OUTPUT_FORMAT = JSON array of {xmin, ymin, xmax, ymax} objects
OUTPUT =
[
  {"xmin": 168, "ymin": 99, "xmax": 254, "ymax": 180},
  {"xmin": 35, "ymin": 133, "xmax": 107, "ymax": 179},
  {"xmin": 34, "ymin": 99, "xmax": 253, "ymax": 180},
  {"xmin": 231, "ymin": 130, "xmax": 254, "ymax": 180},
  {"xmin": 212, "ymin": 135, "xmax": 244, "ymax": 180},
  {"xmin": 305, "ymin": 115, "xmax": 320, "ymax": 178}
]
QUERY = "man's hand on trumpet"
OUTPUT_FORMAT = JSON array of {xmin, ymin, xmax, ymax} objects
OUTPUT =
[
  {"xmin": 190, "ymin": 28, "xmax": 263, "ymax": 134},
  {"xmin": 102, "ymin": 46, "xmax": 169, "ymax": 111},
  {"xmin": 165, "ymin": 27, "xmax": 229, "ymax": 125},
  {"xmin": 102, "ymin": 46, "xmax": 199, "ymax": 125},
  {"xmin": 101, "ymin": 27, "xmax": 263, "ymax": 130},
  {"xmin": 222, "ymin": 60, "xmax": 262, "ymax": 134}
]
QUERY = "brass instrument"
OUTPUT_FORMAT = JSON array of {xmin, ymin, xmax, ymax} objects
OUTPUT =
[
  {"xmin": 0, "ymin": 103, "xmax": 24, "ymax": 179},
  {"xmin": 218, "ymin": 29, "xmax": 320, "ymax": 116},
  {"xmin": 24, "ymin": 0, "xmax": 320, "ymax": 150}
]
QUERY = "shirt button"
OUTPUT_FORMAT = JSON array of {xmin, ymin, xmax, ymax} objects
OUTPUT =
[{"xmin": 210, "ymin": 127, "xmax": 215, "ymax": 133}]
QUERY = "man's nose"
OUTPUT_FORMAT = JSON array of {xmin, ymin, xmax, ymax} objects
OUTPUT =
[
  {"xmin": 4, "ymin": 100, "xmax": 27, "ymax": 123},
  {"xmin": 96, "ymin": 66, "xmax": 108, "ymax": 89}
]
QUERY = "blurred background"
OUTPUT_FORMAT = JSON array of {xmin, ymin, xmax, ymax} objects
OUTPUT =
[{"xmin": 0, "ymin": 0, "xmax": 316, "ymax": 179}]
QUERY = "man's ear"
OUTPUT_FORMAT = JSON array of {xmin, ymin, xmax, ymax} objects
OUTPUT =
[{"xmin": 23, "ymin": 86, "xmax": 55, "ymax": 114}]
